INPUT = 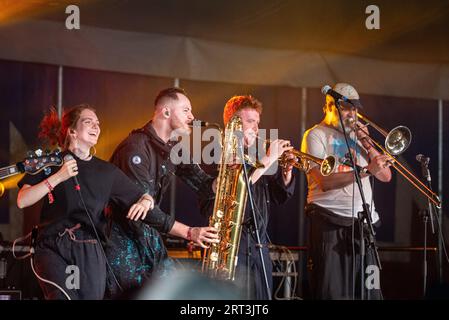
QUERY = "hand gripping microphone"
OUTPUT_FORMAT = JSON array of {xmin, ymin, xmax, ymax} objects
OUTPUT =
[{"xmin": 63, "ymin": 154, "xmax": 81, "ymax": 191}]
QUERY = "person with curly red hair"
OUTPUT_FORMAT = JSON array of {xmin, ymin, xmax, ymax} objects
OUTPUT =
[{"xmin": 202, "ymin": 95, "xmax": 296, "ymax": 299}]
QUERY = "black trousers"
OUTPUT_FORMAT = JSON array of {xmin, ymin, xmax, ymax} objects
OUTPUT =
[
  {"xmin": 235, "ymin": 231, "xmax": 273, "ymax": 300},
  {"xmin": 306, "ymin": 204, "xmax": 383, "ymax": 300},
  {"xmin": 33, "ymin": 224, "xmax": 107, "ymax": 300}
]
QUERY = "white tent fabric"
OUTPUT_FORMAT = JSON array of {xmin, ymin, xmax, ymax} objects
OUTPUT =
[{"xmin": 1, "ymin": 19, "xmax": 448, "ymax": 100}]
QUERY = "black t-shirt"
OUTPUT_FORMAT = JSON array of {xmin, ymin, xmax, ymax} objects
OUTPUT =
[{"xmin": 18, "ymin": 151, "xmax": 143, "ymax": 240}]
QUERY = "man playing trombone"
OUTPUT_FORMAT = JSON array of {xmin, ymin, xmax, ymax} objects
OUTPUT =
[{"xmin": 301, "ymin": 83, "xmax": 392, "ymax": 300}]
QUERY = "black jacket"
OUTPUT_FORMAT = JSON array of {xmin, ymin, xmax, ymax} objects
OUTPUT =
[{"xmin": 110, "ymin": 121, "xmax": 215, "ymax": 233}]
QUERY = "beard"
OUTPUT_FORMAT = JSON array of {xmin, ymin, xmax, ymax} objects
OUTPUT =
[
  {"xmin": 336, "ymin": 117, "xmax": 355, "ymax": 134},
  {"xmin": 171, "ymin": 118, "xmax": 191, "ymax": 135}
]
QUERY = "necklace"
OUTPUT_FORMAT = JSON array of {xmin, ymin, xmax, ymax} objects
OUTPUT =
[{"xmin": 71, "ymin": 148, "xmax": 92, "ymax": 161}]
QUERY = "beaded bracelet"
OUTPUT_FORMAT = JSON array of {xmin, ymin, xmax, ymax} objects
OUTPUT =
[
  {"xmin": 187, "ymin": 227, "xmax": 193, "ymax": 241},
  {"xmin": 44, "ymin": 179, "xmax": 54, "ymax": 204}
]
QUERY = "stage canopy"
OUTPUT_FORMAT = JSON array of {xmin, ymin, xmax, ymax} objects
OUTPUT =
[{"xmin": 0, "ymin": 0, "xmax": 448, "ymax": 100}]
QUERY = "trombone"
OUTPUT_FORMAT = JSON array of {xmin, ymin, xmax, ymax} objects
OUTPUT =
[{"xmin": 353, "ymin": 113, "xmax": 441, "ymax": 208}]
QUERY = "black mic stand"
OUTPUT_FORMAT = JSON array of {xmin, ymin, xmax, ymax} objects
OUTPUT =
[
  {"xmin": 334, "ymin": 100, "xmax": 382, "ymax": 300},
  {"xmin": 420, "ymin": 159, "xmax": 436, "ymax": 234},
  {"xmin": 418, "ymin": 157, "xmax": 442, "ymax": 294},
  {"xmin": 237, "ymin": 135, "xmax": 272, "ymax": 300},
  {"xmin": 420, "ymin": 208, "xmax": 429, "ymax": 297}
]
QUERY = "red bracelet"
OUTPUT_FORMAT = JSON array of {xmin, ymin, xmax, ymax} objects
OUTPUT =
[
  {"xmin": 44, "ymin": 179, "xmax": 54, "ymax": 191},
  {"xmin": 187, "ymin": 227, "xmax": 193, "ymax": 241},
  {"xmin": 44, "ymin": 179, "xmax": 54, "ymax": 204}
]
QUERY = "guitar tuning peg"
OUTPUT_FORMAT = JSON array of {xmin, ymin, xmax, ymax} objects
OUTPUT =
[{"xmin": 34, "ymin": 149, "xmax": 43, "ymax": 157}]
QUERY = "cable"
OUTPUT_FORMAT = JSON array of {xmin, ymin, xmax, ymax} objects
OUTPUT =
[
  {"xmin": 272, "ymin": 245, "xmax": 289, "ymax": 300},
  {"xmin": 12, "ymin": 232, "xmax": 32, "ymax": 260},
  {"xmin": 262, "ymin": 217, "xmax": 295, "ymax": 299},
  {"xmin": 271, "ymin": 244, "xmax": 302, "ymax": 300},
  {"xmin": 433, "ymin": 206, "xmax": 449, "ymax": 264},
  {"xmin": 75, "ymin": 187, "xmax": 124, "ymax": 293},
  {"xmin": 12, "ymin": 230, "xmax": 72, "ymax": 299},
  {"xmin": 30, "ymin": 256, "xmax": 71, "ymax": 300}
]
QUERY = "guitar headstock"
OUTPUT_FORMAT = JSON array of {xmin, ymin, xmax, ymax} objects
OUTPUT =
[{"xmin": 19, "ymin": 149, "xmax": 63, "ymax": 175}]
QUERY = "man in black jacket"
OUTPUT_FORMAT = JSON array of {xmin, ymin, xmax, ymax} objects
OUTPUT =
[{"xmin": 106, "ymin": 87, "xmax": 219, "ymax": 297}]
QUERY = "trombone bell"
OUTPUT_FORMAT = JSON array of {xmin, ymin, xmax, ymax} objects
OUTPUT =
[{"xmin": 385, "ymin": 126, "xmax": 412, "ymax": 156}]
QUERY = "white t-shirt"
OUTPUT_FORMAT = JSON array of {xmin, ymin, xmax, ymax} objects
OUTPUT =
[{"xmin": 301, "ymin": 123, "xmax": 379, "ymax": 223}]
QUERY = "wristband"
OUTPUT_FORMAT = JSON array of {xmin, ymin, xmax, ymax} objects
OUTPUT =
[
  {"xmin": 187, "ymin": 227, "xmax": 193, "ymax": 241},
  {"xmin": 44, "ymin": 179, "xmax": 54, "ymax": 204}
]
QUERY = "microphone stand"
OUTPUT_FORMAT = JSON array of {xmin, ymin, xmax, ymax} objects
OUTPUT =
[
  {"xmin": 419, "ymin": 159, "xmax": 435, "ymax": 233},
  {"xmin": 334, "ymin": 100, "xmax": 382, "ymax": 300},
  {"xmin": 418, "ymin": 158, "xmax": 441, "ymax": 293},
  {"xmin": 420, "ymin": 208, "xmax": 429, "ymax": 297},
  {"xmin": 237, "ymin": 136, "xmax": 272, "ymax": 300}
]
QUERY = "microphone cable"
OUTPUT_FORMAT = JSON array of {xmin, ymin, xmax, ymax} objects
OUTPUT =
[
  {"xmin": 74, "ymin": 180, "xmax": 124, "ymax": 294},
  {"xmin": 12, "ymin": 228, "xmax": 71, "ymax": 299},
  {"xmin": 64, "ymin": 153, "xmax": 124, "ymax": 294}
]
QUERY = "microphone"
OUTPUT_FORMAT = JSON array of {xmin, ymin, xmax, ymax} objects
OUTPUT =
[
  {"xmin": 416, "ymin": 154, "xmax": 430, "ymax": 166},
  {"xmin": 63, "ymin": 154, "xmax": 81, "ymax": 191},
  {"xmin": 321, "ymin": 85, "xmax": 352, "ymax": 104},
  {"xmin": 416, "ymin": 154, "xmax": 431, "ymax": 182},
  {"xmin": 190, "ymin": 119, "xmax": 221, "ymax": 129},
  {"xmin": 191, "ymin": 119, "xmax": 209, "ymax": 127}
]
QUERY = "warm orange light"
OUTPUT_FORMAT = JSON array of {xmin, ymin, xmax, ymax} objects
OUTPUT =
[
  {"xmin": 0, "ymin": 174, "xmax": 24, "ymax": 197},
  {"xmin": 0, "ymin": 2, "xmax": 39, "ymax": 25},
  {"xmin": 0, "ymin": 1, "xmax": 93, "ymax": 26}
]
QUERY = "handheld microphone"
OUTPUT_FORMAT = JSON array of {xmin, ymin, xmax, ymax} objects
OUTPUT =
[
  {"xmin": 321, "ymin": 85, "xmax": 353, "ymax": 104},
  {"xmin": 63, "ymin": 154, "xmax": 80, "ymax": 191},
  {"xmin": 416, "ymin": 154, "xmax": 430, "ymax": 165}
]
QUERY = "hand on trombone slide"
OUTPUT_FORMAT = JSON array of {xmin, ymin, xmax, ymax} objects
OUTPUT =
[
  {"xmin": 347, "ymin": 113, "xmax": 440, "ymax": 207},
  {"xmin": 365, "ymin": 154, "xmax": 394, "ymax": 175},
  {"xmin": 350, "ymin": 121, "xmax": 394, "ymax": 173}
]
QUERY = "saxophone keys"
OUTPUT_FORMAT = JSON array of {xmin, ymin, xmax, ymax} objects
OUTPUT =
[{"xmin": 210, "ymin": 252, "xmax": 219, "ymax": 262}]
